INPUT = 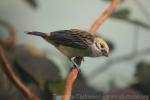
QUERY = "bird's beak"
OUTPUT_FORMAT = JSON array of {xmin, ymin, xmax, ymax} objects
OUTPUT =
[
  {"xmin": 102, "ymin": 48, "xmax": 109, "ymax": 57},
  {"xmin": 26, "ymin": 31, "xmax": 50, "ymax": 38}
]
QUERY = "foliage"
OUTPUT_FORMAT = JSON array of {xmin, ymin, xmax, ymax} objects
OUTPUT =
[
  {"xmin": 46, "ymin": 80, "xmax": 65, "ymax": 95},
  {"xmin": 111, "ymin": 9, "xmax": 150, "ymax": 29}
]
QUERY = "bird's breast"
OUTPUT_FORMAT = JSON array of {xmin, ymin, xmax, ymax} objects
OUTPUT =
[{"xmin": 51, "ymin": 42, "xmax": 102, "ymax": 58}]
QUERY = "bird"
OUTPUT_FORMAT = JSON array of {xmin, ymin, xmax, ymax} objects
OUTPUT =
[{"xmin": 26, "ymin": 29, "xmax": 109, "ymax": 69}]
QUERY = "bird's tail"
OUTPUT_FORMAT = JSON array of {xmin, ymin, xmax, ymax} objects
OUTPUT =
[{"xmin": 25, "ymin": 31, "xmax": 51, "ymax": 37}]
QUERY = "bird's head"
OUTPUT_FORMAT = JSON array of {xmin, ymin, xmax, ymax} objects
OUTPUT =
[{"xmin": 95, "ymin": 37, "xmax": 109, "ymax": 57}]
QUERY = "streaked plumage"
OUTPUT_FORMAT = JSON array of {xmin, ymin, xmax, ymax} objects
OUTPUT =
[
  {"xmin": 50, "ymin": 29, "xmax": 94, "ymax": 49},
  {"xmin": 26, "ymin": 29, "xmax": 109, "ymax": 67}
]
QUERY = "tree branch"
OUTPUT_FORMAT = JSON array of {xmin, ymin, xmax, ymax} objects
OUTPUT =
[
  {"xmin": 0, "ymin": 46, "xmax": 40, "ymax": 100},
  {"xmin": 62, "ymin": 0, "xmax": 120, "ymax": 100},
  {"xmin": 89, "ymin": 0, "xmax": 120, "ymax": 34},
  {"xmin": 61, "ymin": 69, "xmax": 78, "ymax": 100},
  {"xmin": 61, "ymin": 57, "xmax": 82, "ymax": 100}
]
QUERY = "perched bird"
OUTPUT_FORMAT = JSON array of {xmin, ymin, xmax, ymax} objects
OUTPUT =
[{"xmin": 26, "ymin": 29, "xmax": 109, "ymax": 68}]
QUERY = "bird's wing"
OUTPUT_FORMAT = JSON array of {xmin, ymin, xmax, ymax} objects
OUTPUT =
[{"xmin": 50, "ymin": 29, "xmax": 94, "ymax": 49}]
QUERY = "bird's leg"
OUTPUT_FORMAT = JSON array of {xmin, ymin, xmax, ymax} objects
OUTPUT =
[{"xmin": 69, "ymin": 57, "xmax": 81, "ymax": 72}]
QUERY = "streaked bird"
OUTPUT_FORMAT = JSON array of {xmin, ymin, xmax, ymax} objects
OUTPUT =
[{"xmin": 26, "ymin": 29, "xmax": 109, "ymax": 69}]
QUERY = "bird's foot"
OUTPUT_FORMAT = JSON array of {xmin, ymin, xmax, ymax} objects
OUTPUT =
[
  {"xmin": 69, "ymin": 57, "xmax": 84, "ymax": 73},
  {"xmin": 72, "ymin": 63, "xmax": 81, "ymax": 73}
]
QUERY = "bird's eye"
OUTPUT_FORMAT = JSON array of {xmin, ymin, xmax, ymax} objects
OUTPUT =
[{"xmin": 100, "ymin": 44, "xmax": 104, "ymax": 48}]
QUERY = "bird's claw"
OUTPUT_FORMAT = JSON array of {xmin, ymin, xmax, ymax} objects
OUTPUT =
[
  {"xmin": 73, "ymin": 63, "xmax": 81, "ymax": 73},
  {"xmin": 70, "ymin": 57, "xmax": 82, "ymax": 73}
]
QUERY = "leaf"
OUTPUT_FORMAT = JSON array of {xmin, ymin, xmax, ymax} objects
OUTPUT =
[
  {"xmin": 111, "ymin": 15, "xmax": 150, "ymax": 29},
  {"xmin": 24, "ymin": 0, "xmax": 38, "ymax": 9},
  {"xmin": 110, "ymin": 8, "xmax": 150, "ymax": 29},
  {"xmin": 46, "ymin": 80, "xmax": 65, "ymax": 95},
  {"xmin": 111, "ymin": 9, "xmax": 130, "ymax": 19},
  {"xmin": 130, "ymin": 20, "xmax": 150, "ymax": 29}
]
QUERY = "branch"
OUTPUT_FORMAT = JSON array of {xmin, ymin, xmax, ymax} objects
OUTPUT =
[
  {"xmin": 61, "ymin": 69, "xmax": 78, "ymax": 100},
  {"xmin": 111, "ymin": 15, "xmax": 150, "ymax": 29},
  {"xmin": 0, "ymin": 46, "xmax": 40, "ymax": 100},
  {"xmin": 61, "ymin": 57, "xmax": 82, "ymax": 100},
  {"xmin": 62, "ymin": 0, "xmax": 120, "ymax": 100},
  {"xmin": 89, "ymin": 0, "xmax": 120, "ymax": 34}
]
